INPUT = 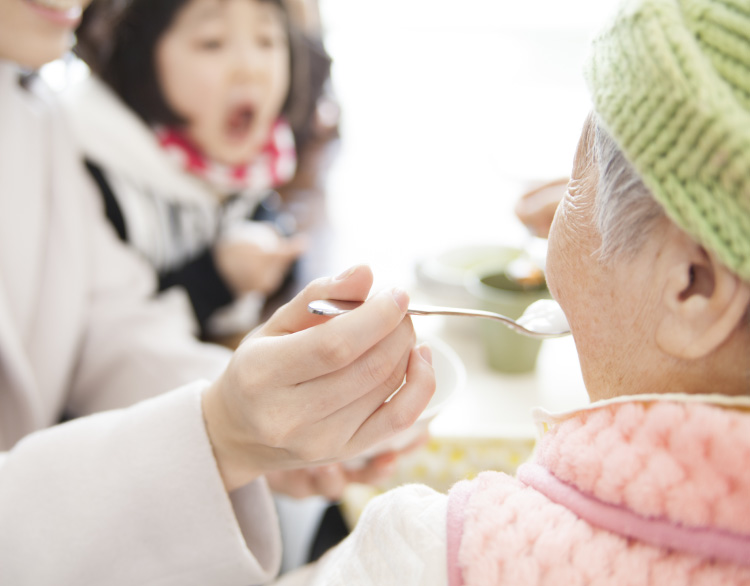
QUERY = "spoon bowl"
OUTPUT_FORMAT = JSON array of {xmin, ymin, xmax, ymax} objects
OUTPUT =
[{"xmin": 307, "ymin": 298, "xmax": 570, "ymax": 339}]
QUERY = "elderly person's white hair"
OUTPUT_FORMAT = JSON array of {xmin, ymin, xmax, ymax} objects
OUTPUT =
[{"xmin": 575, "ymin": 114, "xmax": 666, "ymax": 262}]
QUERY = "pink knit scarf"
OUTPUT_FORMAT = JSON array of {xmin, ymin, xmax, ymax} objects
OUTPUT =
[
  {"xmin": 447, "ymin": 397, "xmax": 750, "ymax": 586},
  {"xmin": 155, "ymin": 118, "xmax": 296, "ymax": 193},
  {"xmin": 517, "ymin": 462, "xmax": 750, "ymax": 567}
]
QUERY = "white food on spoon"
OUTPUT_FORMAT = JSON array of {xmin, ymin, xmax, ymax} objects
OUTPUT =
[{"xmin": 516, "ymin": 299, "xmax": 570, "ymax": 334}]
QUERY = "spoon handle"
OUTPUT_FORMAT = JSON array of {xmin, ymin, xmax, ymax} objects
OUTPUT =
[
  {"xmin": 406, "ymin": 303, "xmax": 519, "ymax": 326},
  {"xmin": 307, "ymin": 299, "xmax": 568, "ymax": 339},
  {"xmin": 408, "ymin": 304, "xmax": 536, "ymax": 336}
]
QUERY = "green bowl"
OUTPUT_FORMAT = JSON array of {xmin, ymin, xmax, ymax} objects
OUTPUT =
[{"xmin": 466, "ymin": 266, "xmax": 550, "ymax": 374}]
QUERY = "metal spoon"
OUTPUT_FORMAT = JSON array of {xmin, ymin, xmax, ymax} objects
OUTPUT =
[{"xmin": 307, "ymin": 299, "xmax": 570, "ymax": 339}]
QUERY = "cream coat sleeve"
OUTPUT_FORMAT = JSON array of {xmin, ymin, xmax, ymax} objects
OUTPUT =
[
  {"xmin": 274, "ymin": 484, "xmax": 449, "ymax": 586},
  {"xmin": 0, "ymin": 381, "xmax": 281, "ymax": 585}
]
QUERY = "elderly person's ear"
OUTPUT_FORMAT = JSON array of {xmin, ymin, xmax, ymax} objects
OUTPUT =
[{"xmin": 655, "ymin": 227, "xmax": 750, "ymax": 360}]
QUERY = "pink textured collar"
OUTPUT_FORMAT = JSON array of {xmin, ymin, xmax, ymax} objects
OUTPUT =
[
  {"xmin": 532, "ymin": 393, "xmax": 750, "ymax": 429},
  {"xmin": 533, "ymin": 397, "xmax": 750, "ymax": 538},
  {"xmin": 446, "ymin": 481, "xmax": 472, "ymax": 586},
  {"xmin": 518, "ymin": 463, "xmax": 750, "ymax": 567},
  {"xmin": 446, "ymin": 397, "xmax": 750, "ymax": 586}
]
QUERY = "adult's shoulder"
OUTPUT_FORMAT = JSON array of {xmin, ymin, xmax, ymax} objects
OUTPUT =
[
  {"xmin": 284, "ymin": 484, "xmax": 449, "ymax": 586},
  {"xmin": 364, "ymin": 483, "xmax": 448, "ymax": 531}
]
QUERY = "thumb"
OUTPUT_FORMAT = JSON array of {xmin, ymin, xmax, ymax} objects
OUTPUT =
[{"xmin": 261, "ymin": 264, "xmax": 375, "ymax": 334}]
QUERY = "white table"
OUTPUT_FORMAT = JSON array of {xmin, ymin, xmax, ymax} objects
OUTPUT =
[{"xmin": 422, "ymin": 317, "xmax": 589, "ymax": 441}]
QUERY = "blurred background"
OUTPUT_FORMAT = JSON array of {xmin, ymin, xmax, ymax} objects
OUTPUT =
[
  {"xmin": 41, "ymin": 0, "xmax": 622, "ymax": 292},
  {"xmin": 313, "ymin": 0, "xmax": 620, "ymax": 288}
]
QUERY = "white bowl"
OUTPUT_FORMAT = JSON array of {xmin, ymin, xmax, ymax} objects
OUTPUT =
[
  {"xmin": 415, "ymin": 245, "xmax": 518, "ymax": 300},
  {"xmin": 344, "ymin": 337, "xmax": 466, "ymax": 468}
]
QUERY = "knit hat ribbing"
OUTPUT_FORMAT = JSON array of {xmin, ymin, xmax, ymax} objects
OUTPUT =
[{"xmin": 585, "ymin": 0, "xmax": 750, "ymax": 281}]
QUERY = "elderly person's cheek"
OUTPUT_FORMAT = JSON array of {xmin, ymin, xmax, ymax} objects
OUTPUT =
[
  {"xmin": 546, "ymin": 193, "xmax": 614, "ymax": 342},
  {"xmin": 545, "ymin": 196, "xmax": 589, "ymax": 304},
  {"xmin": 544, "ymin": 210, "xmax": 566, "ymax": 303}
]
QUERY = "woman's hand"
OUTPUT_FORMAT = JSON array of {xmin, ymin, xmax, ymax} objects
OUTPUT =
[
  {"xmin": 215, "ymin": 221, "xmax": 307, "ymax": 295},
  {"xmin": 201, "ymin": 265, "xmax": 436, "ymax": 493}
]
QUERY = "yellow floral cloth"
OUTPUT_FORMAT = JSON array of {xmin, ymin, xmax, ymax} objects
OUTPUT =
[{"xmin": 341, "ymin": 436, "xmax": 535, "ymax": 528}]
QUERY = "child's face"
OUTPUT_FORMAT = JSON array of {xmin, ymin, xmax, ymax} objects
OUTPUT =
[
  {"xmin": 156, "ymin": 0, "xmax": 290, "ymax": 166},
  {"xmin": 0, "ymin": 0, "xmax": 91, "ymax": 68}
]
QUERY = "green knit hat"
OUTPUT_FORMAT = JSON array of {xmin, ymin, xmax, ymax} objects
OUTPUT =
[{"xmin": 584, "ymin": 0, "xmax": 750, "ymax": 281}]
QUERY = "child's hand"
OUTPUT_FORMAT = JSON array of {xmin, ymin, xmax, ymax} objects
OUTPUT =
[{"xmin": 215, "ymin": 221, "xmax": 307, "ymax": 295}]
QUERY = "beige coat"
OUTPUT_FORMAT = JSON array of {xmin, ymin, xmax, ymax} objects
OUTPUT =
[{"xmin": 0, "ymin": 60, "xmax": 281, "ymax": 585}]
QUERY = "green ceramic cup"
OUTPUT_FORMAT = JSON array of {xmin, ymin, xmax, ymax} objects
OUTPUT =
[{"xmin": 465, "ymin": 264, "xmax": 551, "ymax": 374}]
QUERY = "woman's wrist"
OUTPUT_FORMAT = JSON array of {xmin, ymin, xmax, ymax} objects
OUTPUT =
[{"xmin": 201, "ymin": 380, "xmax": 262, "ymax": 493}]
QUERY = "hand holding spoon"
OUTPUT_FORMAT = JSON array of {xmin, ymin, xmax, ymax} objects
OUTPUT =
[{"xmin": 308, "ymin": 298, "xmax": 570, "ymax": 339}]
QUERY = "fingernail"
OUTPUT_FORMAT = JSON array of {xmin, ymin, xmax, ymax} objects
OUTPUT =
[
  {"xmin": 418, "ymin": 343, "xmax": 433, "ymax": 365},
  {"xmin": 392, "ymin": 287, "xmax": 409, "ymax": 313},
  {"xmin": 334, "ymin": 266, "xmax": 356, "ymax": 281}
]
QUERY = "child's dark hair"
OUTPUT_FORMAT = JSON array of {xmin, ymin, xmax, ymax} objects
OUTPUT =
[{"xmin": 75, "ymin": 0, "xmax": 330, "ymax": 149}]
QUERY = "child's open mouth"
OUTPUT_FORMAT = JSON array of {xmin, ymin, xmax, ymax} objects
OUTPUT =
[{"xmin": 226, "ymin": 104, "xmax": 256, "ymax": 142}]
